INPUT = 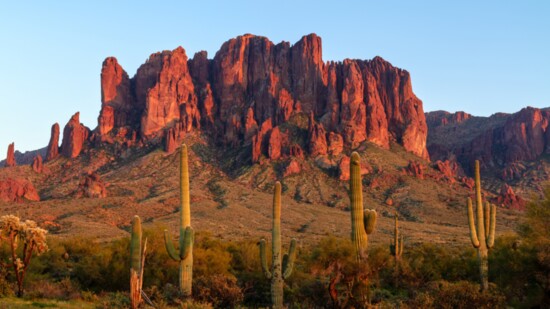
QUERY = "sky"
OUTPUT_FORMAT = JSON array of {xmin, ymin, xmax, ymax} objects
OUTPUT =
[{"xmin": 0, "ymin": 1, "xmax": 549, "ymax": 156}]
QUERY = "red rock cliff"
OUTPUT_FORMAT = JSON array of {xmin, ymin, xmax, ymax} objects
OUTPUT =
[
  {"xmin": 98, "ymin": 57, "xmax": 135, "ymax": 135},
  {"xmin": 96, "ymin": 34, "xmax": 430, "ymax": 161},
  {"xmin": 61, "ymin": 112, "xmax": 90, "ymax": 159}
]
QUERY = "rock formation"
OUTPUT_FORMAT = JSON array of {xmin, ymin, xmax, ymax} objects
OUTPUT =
[
  {"xmin": 136, "ymin": 47, "xmax": 200, "ymax": 138},
  {"xmin": 61, "ymin": 112, "xmax": 90, "ymax": 159},
  {"xmin": 308, "ymin": 113, "xmax": 328, "ymax": 156},
  {"xmin": 5, "ymin": 143, "xmax": 15, "ymax": 167},
  {"xmin": 93, "ymin": 33, "xmax": 429, "ymax": 163},
  {"xmin": 428, "ymin": 107, "xmax": 550, "ymax": 172},
  {"xmin": 338, "ymin": 155, "xmax": 370, "ymax": 181},
  {"xmin": 495, "ymin": 184, "xmax": 525, "ymax": 210},
  {"xmin": 403, "ymin": 161, "xmax": 425, "ymax": 179},
  {"xmin": 426, "ymin": 110, "xmax": 471, "ymax": 128},
  {"xmin": 31, "ymin": 155, "xmax": 43, "ymax": 173},
  {"xmin": 46, "ymin": 123, "xmax": 60, "ymax": 161},
  {"xmin": 0, "ymin": 178, "xmax": 40, "ymax": 202},
  {"xmin": 283, "ymin": 159, "xmax": 301, "ymax": 177},
  {"xmin": 74, "ymin": 172, "xmax": 107, "ymax": 198},
  {"xmin": 98, "ymin": 57, "xmax": 135, "ymax": 136}
]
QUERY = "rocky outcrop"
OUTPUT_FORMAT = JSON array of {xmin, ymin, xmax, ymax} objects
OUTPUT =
[
  {"xmin": 46, "ymin": 123, "xmax": 60, "ymax": 161},
  {"xmin": 137, "ymin": 47, "xmax": 200, "ymax": 137},
  {"xmin": 428, "ymin": 107, "xmax": 550, "ymax": 169},
  {"xmin": 252, "ymin": 119, "xmax": 273, "ymax": 163},
  {"xmin": 61, "ymin": 112, "xmax": 90, "ymax": 159},
  {"xmin": 327, "ymin": 132, "xmax": 344, "ymax": 156},
  {"xmin": 426, "ymin": 110, "xmax": 471, "ymax": 128},
  {"xmin": 495, "ymin": 184, "xmax": 525, "ymax": 210},
  {"xmin": 74, "ymin": 172, "xmax": 107, "ymax": 198},
  {"xmin": 268, "ymin": 127, "xmax": 282, "ymax": 160},
  {"xmin": 31, "ymin": 155, "xmax": 43, "ymax": 173},
  {"xmin": 5, "ymin": 143, "xmax": 15, "ymax": 167},
  {"xmin": 434, "ymin": 160, "xmax": 460, "ymax": 182},
  {"xmin": 403, "ymin": 161, "xmax": 425, "ymax": 179},
  {"xmin": 98, "ymin": 57, "xmax": 135, "ymax": 136},
  {"xmin": 95, "ymin": 34, "xmax": 428, "ymax": 162},
  {"xmin": 308, "ymin": 113, "xmax": 328, "ymax": 156},
  {"xmin": 283, "ymin": 159, "xmax": 301, "ymax": 177},
  {"xmin": 338, "ymin": 155, "xmax": 370, "ymax": 181},
  {"xmin": 0, "ymin": 178, "xmax": 40, "ymax": 202},
  {"xmin": 501, "ymin": 163, "xmax": 526, "ymax": 181}
]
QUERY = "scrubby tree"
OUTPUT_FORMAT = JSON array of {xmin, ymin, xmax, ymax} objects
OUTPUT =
[{"xmin": 0, "ymin": 215, "xmax": 48, "ymax": 296}]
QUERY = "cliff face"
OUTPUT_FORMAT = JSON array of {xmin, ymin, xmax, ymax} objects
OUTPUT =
[
  {"xmin": 99, "ymin": 33, "xmax": 429, "ymax": 161},
  {"xmin": 427, "ymin": 107, "xmax": 550, "ymax": 168}
]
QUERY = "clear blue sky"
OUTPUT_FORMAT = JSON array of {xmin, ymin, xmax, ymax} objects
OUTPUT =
[{"xmin": 1, "ymin": 1, "xmax": 549, "ymax": 156}]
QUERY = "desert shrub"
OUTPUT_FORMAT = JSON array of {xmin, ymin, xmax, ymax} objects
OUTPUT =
[
  {"xmin": 193, "ymin": 232, "xmax": 233, "ymax": 278},
  {"xmin": 398, "ymin": 242, "xmax": 477, "ymax": 289},
  {"xmin": 517, "ymin": 190, "xmax": 550, "ymax": 307},
  {"xmin": 140, "ymin": 226, "xmax": 179, "ymax": 289},
  {"xmin": 193, "ymin": 274, "xmax": 243, "ymax": 308},
  {"xmin": 98, "ymin": 291, "xmax": 130, "ymax": 309},
  {"xmin": 0, "ymin": 268, "xmax": 14, "ymax": 297},
  {"xmin": 227, "ymin": 240, "xmax": 270, "ymax": 306},
  {"xmin": 24, "ymin": 277, "xmax": 80, "ymax": 301},
  {"xmin": 407, "ymin": 280, "xmax": 506, "ymax": 309},
  {"xmin": 489, "ymin": 234, "xmax": 543, "ymax": 307},
  {"xmin": 302, "ymin": 236, "xmax": 371, "ymax": 308}
]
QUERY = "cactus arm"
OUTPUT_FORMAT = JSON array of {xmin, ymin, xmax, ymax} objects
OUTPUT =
[
  {"xmin": 283, "ymin": 239, "xmax": 297, "ymax": 279},
  {"xmin": 164, "ymin": 230, "xmax": 180, "ymax": 261},
  {"xmin": 486, "ymin": 204, "xmax": 496, "ymax": 248},
  {"xmin": 130, "ymin": 216, "xmax": 142, "ymax": 271},
  {"xmin": 139, "ymin": 238, "xmax": 147, "ymax": 291},
  {"xmin": 363, "ymin": 209, "xmax": 377, "ymax": 235},
  {"xmin": 467, "ymin": 198, "xmax": 480, "ymax": 248},
  {"xmin": 399, "ymin": 235, "xmax": 404, "ymax": 256},
  {"xmin": 179, "ymin": 227, "xmax": 194, "ymax": 260},
  {"xmin": 484, "ymin": 202, "xmax": 490, "ymax": 238},
  {"xmin": 259, "ymin": 239, "xmax": 272, "ymax": 279}
]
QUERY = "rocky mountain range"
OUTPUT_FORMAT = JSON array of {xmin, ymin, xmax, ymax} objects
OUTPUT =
[{"xmin": 0, "ymin": 33, "xmax": 544, "ymax": 240}]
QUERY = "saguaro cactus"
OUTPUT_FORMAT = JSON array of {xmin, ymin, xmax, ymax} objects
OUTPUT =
[
  {"xmin": 390, "ymin": 212, "xmax": 403, "ymax": 261},
  {"xmin": 349, "ymin": 152, "xmax": 377, "ymax": 261},
  {"xmin": 130, "ymin": 215, "xmax": 147, "ymax": 309},
  {"xmin": 390, "ymin": 212, "xmax": 403, "ymax": 287},
  {"xmin": 259, "ymin": 182, "xmax": 297, "ymax": 309},
  {"xmin": 467, "ymin": 160, "xmax": 496, "ymax": 292},
  {"xmin": 164, "ymin": 143, "xmax": 194, "ymax": 297}
]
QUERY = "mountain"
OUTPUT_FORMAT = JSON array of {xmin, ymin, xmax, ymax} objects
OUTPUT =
[
  {"xmin": 0, "ymin": 34, "xmax": 522, "ymax": 243},
  {"xmin": 427, "ymin": 107, "xmax": 550, "ymax": 209}
]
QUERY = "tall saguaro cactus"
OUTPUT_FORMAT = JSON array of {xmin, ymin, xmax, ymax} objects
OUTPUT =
[
  {"xmin": 164, "ymin": 143, "xmax": 194, "ymax": 297},
  {"xmin": 390, "ymin": 212, "xmax": 403, "ymax": 287},
  {"xmin": 467, "ymin": 160, "xmax": 496, "ymax": 292},
  {"xmin": 259, "ymin": 182, "xmax": 297, "ymax": 309},
  {"xmin": 130, "ymin": 215, "xmax": 147, "ymax": 309},
  {"xmin": 349, "ymin": 152, "xmax": 377, "ymax": 261},
  {"xmin": 390, "ymin": 212, "xmax": 403, "ymax": 261}
]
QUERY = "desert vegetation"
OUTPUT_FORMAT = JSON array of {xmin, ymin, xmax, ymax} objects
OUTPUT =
[{"xmin": 0, "ymin": 146, "xmax": 548, "ymax": 308}]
